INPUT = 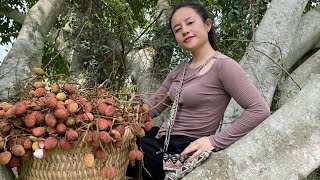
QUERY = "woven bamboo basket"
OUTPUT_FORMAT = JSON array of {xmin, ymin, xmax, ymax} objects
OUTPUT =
[{"xmin": 20, "ymin": 127, "xmax": 134, "ymax": 180}]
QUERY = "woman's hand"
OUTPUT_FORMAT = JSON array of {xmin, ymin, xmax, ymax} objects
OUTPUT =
[{"xmin": 181, "ymin": 136, "xmax": 214, "ymax": 162}]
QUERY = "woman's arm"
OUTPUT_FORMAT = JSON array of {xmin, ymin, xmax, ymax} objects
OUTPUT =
[{"xmin": 209, "ymin": 58, "xmax": 270, "ymax": 150}]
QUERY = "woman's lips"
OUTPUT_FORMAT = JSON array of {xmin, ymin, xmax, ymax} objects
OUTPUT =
[{"xmin": 184, "ymin": 36, "xmax": 194, "ymax": 43}]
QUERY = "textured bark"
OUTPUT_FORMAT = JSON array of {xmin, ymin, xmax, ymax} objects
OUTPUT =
[
  {"xmin": 283, "ymin": 5, "xmax": 320, "ymax": 71},
  {"xmin": 0, "ymin": 7, "xmax": 26, "ymax": 24},
  {"xmin": 276, "ymin": 49, "xmax": 320, "ymax": 109},
  {"xmin": 222, "ymin": 0, "xmax": 309, "ymax": 127},
  {"xmin": 126, "ymin": 48, "xmax": 161, "ymax": 94},
  {"xmin": 0, "ymin": 0, "xmax": 65, "ymax": 100},
  {"xmin": 185, "ymin": 75, "xmax": 320, "ymax": 179}
]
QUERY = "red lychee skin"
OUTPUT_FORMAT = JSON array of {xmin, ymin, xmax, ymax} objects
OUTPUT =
[
  {"xmin": 100, "ymin": 166, "xmax": 117, "ymax": 179},
  {"xmin": 32, "ymin": 127, "xmax": 46, "ymax": 137},
  {"xmin": 47, "ymin": 92, "xmax": 56, "ymax": 98},
  {"xmin": 0, "ymin": 151, "xmax": 12, "ymax": 165},
  {"xmin": 82, "ymin": 112, "xmax": 94, "ymax": 121},
  {"xmin": 97, "ymin": 118, "xmax": 112, "ymax": 131},
  {"xmin": 83, "ymin": 153, "xmax": 94, "ymax": 168},
  {"xmin": 7, "ymin": 155, "xmax": 20, "ymax": 168},
  {"xmin": 46, "ymin": 97, "xmax": 58, "ymax": 109},
  {"xmin": 67, "ymin": 102, "xmax": 78, "ymax": 114},
  {"xmin": 33, "ymin": 88, "xmax": 46, "ymax": 97},
  {"xmin": 115, "ymin": 125, "xmax": 125, "ymax": 136},
  {"xmin": 59, "ymin": 137, "xmax": 73, "ymax": 150},
  {"xmin": 83, "ymin": 102, "xmax": 92, "ymax": 113},
  {"xmin": 23, "ymin": 138, "xmax": 32, "ymax": 149},
  {"xmin": 128, "ymin": 150, "xmax": 137, "ymax": 161},
  {"xmin": 104, "ymin": 106, "xmax": 115, "ymax": 116},
  {"xmin": 95, "ymin": 147, "xmax": 107, "ymax": 159},
  {"xmin": 45, "ymin": 113, "xmax": 57, "ymax": 127},
  {"xmin": 135, "ymin": 150, "xmax": 144, "ymax": 161},
  {"xmin": 56, "ymin": 123, "xmax": 67, "ymax": 134},
  {"xmin": 54, "ymin": 108, "xmax": 68, "ymax": 120},
  {"xmin": 33, "ymin": 81, "xmax": 45, "ymax": 89},
  {"xmin": 97, "ymin": 103, "xmax": 107, "ymax": 115},
  {"xmin": 44, "ymin": 137, "xmax": 58, "ymax": 150},
  {"xmin": 99, "ymin": 131, "xmax": 112, "ymax": 144},
  {"xmin": 63, "ymin": 84, "xmax": 76, "ymax": 94},
  {"xmin": 66, "ymin": 129, "xmax": 78, "ymax": 141},
  {"xmin": 31, "ymin": 111, "xmax": 45, "ymax": 125},
  {"xmin": 24, "ymin": 114, "xmax": 36, "ymax": 128},
  {"xmin": 11, "ymin": 144, "xmax": 25, "ymax": 156},
  {"xmin": 14, "ymin": 102, "xmax": 27, "ymax": 115}
]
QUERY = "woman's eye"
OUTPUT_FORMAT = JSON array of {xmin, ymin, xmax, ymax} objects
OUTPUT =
[
  {"xmin": 175, "ymin": 28, "xmax": 181, "ymax": 33},
  {"xmin": 187, "ymin": 21, "xmax": 194, "ymax": 25}
]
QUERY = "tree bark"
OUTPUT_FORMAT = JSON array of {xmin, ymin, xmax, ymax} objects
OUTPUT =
[
  {"xmin": 0, "ymin": 0, "xmax": 65, "ymax": 100},
  {"xmin": 185, "ymin": 75, "xmax": 320, "ymax": 179},
  {"xmin": 283, "ymin": 5, "xmax": 320, "ymax": 71},
  {"xmin": 276, "ymin": 49, "xmax": 320, "ymax": 109},
  {"xmin": 222, "ymin": 0, "xmax": 309, "ymax": 127},
  {"xmin": 0, "ymin": 7, "xmax": 26, "ymax": 24}
]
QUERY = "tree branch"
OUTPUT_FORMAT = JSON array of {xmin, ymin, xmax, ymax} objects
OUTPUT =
[{"xmin": 0, "ymin": 7, "xmax": 26, "ymax": 24}]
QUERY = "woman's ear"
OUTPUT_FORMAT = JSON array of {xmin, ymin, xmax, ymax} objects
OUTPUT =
[{"xmin": 205, "ymin": 19, "xmax": 213, "ymax": 32}]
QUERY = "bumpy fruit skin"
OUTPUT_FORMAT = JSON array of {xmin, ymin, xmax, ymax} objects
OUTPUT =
[
  {"xmin": 59, "ymin": 138, "xmax": 73, "ymax": 150},
  {"xmin": 63, "ymin": 84, "xmax": 76, "ymax": 94},
  {"xmin": 33, "ymin": 88, "xmax": 46, "ymax": 97},
  {"xmin": 128, "ymin": 150, "xmax": 136, "ymax": 161},
  {"xmin": 104, "ymin": 106, "xmax": 115, "ymax": 116},
  {"xmin": 95, "ymin": 147, "xmax": 107, "ymax": 159},
  {"xmin": 46, "ymin": 97, "xmax": 58, "ymax": 109},
  {"xmin": 45, "ymin": 113, "xmax": 57, "ymax": 127},
  {"xmin": 97, "ymin": 118, "xmax": 111, "ymax": 131},
  {"xmin": 54, "ymin": 108, "xmax": 68, "ymax": 120},
  {"xmin": 99, "ymin": 131, "xmax": 112, "ymax": 144},
  {"xmin": 33, "ymin": 68, "xmax": 45, "ymax": 76},
  {"xmin": 135, "ymin": 150, "xmax": 144, "ymax": 161},
  {"xmin": 44, "ymin": 137, "xmax": 58, "ymax": 150},
  {"xmin": 83, "ymin": 153, "xmax": 95, "ymax": 168},
  {"xmin": 32, "ymin": 127, "xmax": 46, "ymax": 137},
  {"xmin": 66, "ymin": 129, "xmax": 78, "ymax": 141},
  {"xmin": 11, "ymin": 144, "xmax": 25, "ymax": 156},
  {"xmin": 67, "ymin": 102, "xmax": 78, "ymax": 114},
  {"xmin": 14, "ymin": 102, "xmax": 27, "ymax": 115},
  {"xmin": 56, "ymin": 123, "xmax": 67, "ymax": 134},
  {"xmin": 7, "ymin": 155, "xmax": 20, "ymax": 168},
  {"xmin": 0, "ymin": 151, "xmax": 12, "ymax": 165},
  {"xmin": 24, "ymin": 114, "xmax": 36, "ymax": 128},
  {"xmin": 100, "ymin": 166, "xmax": 117, "ymax": 179},
  {"xmin": 56, "ymin": 92, "xmax": 67, "ymax": 101},
  {"xmin": 33, "ymin": 81, "xmax": 45, "ymax": 89},
  {"xmin": 51, "ymin": 83, "xmax": 59, "ymax": 94}
]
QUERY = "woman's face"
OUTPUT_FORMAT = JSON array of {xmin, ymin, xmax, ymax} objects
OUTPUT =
[{"xmin": 171, "ymin": 7, "xmax": 211, "ymax": 52}]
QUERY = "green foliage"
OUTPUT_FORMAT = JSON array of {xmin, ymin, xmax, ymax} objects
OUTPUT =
[{"xmin": 42, "ymin": 42, "xmax": 69, "ymax": 76}]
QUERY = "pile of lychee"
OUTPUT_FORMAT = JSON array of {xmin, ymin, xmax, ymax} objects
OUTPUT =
[{"xmin": 0, "ymin": 78, "xmax": 152, "ymax": 179}]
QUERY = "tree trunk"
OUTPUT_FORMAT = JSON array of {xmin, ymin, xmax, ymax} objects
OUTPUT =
[
  {"xmin": 276, "ymin": 49, "xmax": 320, "ymax": 109},
  {"xmin": 283, "ymin": 5, "xmax": 320, "ymax": 71},
  {"xmin": 185, "ymin": 75, "xmax": 320, "ymax": 179},
  {"xmin": 0, "ymin": 0, "xmax": 65, "ymax": 100},
  {"xmin": 222, "ymin": 0, "xmax": 309, "ymax": 127}
]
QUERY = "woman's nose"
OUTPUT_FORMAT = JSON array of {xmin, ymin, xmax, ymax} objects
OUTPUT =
[{"xmin": 181, "ymin": 25, "xmax": 189, "ymax": 36}]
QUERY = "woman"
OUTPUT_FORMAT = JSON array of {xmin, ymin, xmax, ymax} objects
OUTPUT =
[{"xmin": 134, "ymin": 2, "xmax": 270, "ymax": 179}]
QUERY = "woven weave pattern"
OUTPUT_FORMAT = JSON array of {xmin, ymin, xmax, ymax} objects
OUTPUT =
[{"xmin": 21, "ymin": 128, "xmax": 133, "ymax": 180}]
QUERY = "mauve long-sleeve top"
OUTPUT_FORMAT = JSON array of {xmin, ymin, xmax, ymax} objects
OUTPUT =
[{"xmin": 146, "ymin": 51, "xmax": 270, "ymax": 150}]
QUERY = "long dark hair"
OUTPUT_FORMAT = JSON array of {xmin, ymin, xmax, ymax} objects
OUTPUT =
[{"xmin": 169, "ymin": 1, "xmax": 218, "ymax": 51}]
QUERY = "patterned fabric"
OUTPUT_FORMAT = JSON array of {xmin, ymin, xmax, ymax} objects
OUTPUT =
[{"xmin": 163, "ymin": 151, "xmax": 211, "ymax": 179}]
